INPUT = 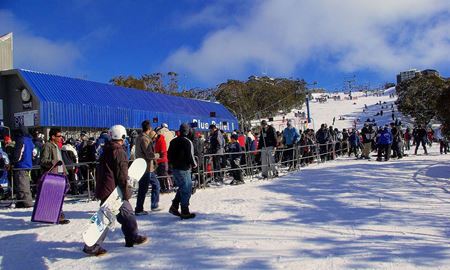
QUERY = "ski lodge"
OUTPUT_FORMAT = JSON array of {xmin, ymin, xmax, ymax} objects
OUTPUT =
[{"xmin": 0, "ymin": 69, "xmax": 238, "ymax": 137}]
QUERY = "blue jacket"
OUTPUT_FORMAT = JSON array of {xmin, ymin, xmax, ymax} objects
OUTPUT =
[
  {"xmin": 283, "ymin": 127, "xmax": 300, "ymax": 146},
  {"xmin": 13, "ymin": 135, "xmax": 35, "ymax": 169},
  {"xmin": 378, "ymin": 128, "xmax": 393, "ymax": 145}
]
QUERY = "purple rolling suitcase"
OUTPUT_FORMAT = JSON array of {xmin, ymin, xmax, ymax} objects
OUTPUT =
[{"xmin": 31, "ymin": 173, "xmax": 68, "ymax": 224}]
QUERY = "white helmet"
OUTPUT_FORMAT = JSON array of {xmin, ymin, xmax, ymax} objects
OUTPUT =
[{"xmin": 109, "ymin": 125, "xmax": 127, "ymax": 140}]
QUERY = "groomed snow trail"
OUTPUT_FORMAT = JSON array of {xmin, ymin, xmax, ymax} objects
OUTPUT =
[{"xmin": 1, "ymin": 150, "xmax": 449, "ymax": 270}]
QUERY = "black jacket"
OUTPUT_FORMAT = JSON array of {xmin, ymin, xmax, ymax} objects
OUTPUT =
[
  {"xmin": 259, "ymin": 125, "xmax": 277, "ymax": 148},
  {"xmin": 361, "ymin": 127, "xmax": 376, "ymax": 143},
  {"xmin": 168, "ymin": 135, "xmax": 197, "ymax": 171},
  {"xmin": 316, "ymin": 128, "xmax": 330, "ymax": 144},
  {"xmin": 227, "ymin": 142, "xmax": 242, "ymax": 160}
]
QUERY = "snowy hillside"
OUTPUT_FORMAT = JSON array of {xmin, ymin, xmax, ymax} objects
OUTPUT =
[
  {"xmin": 262, "ymin": 88, "xmax": 406, "ymax": 131},
  {"xmin": 2, "ymin": 88, "xmax": 450, "ymax": 270}
]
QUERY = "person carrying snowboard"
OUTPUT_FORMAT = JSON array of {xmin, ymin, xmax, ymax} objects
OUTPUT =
[{"xmin": 83, "ymin": 125, "xmax": 148, "ymax": 256}]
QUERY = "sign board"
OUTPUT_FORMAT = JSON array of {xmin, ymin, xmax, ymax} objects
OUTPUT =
[{"xmin": 14, "ymin": 110, "xmax": 38, "ymax": 127}]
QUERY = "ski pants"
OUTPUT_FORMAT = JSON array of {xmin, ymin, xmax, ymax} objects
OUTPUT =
[
  {"xmin": 230, "ymin": 158, "xmax": 243, "ymax": 182},
  {"xmin": 261, "ymin": 147, "xmax": 277, "ymax": 177},
  {"xmin": 348, "ymin": 145, "xmax": 359, "ymax": 157},
  {"xmin": 414, "ymin": 139, "xmax": 427, "ymax": 154},
  {"xmin": 319, "ymin": 144, "xmax": 328, "ymax": 161},
  {"xmin": 212, "ymin": 155, "xmax": 223, "ymax": 182},
  {"xmin": 440, "ymin": 140, "xmax": 448, "ymax": 154},
  {"xmin": 284, "ymin": 145, "xmax": 296, "ymax": 169},
  {"xmin": 362, "ymin": 142, "xmax": 372, "ymax": 158},
  {"xmin": 377, "ymin": 144, "xmax": 391, "ymax": 161},
  {"xmin": 13, "ymin": 170, "xmax": 33, "ymax": 207}
]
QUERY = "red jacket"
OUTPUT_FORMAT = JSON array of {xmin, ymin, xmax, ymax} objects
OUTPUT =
[
  {"xmin": 238, "ymin": 135, "xmax": 246, "ymax": 148},
  {"xmin": 154, "ymin": 134, "xmax": 168, "ymax": 164}
]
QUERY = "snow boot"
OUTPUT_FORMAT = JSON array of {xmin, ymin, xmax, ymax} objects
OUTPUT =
[
  {"xmin": 169, "ymin": 203, "xmax": 181, "ymax": 217},
  {"xmin": 83, "ymin": 244, "xmax": 107, "ymax": 257},
  {"xmin": 125, "ymin": 235, "xmax": 149, "ymax": 247},
  {"xmin": 180, "ymin": 206, "xmax": 196, "ymax": 220},
  {"xmin": 169, "ymin": 201, "xmax": 181, "ymax": 217}
]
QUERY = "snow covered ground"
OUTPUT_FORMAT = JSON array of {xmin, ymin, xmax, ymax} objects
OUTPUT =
[
  {"xmin": 1, "ymin": 90, "xmax": 450, "ymax": 269},
  {"xmin": 267, "ymin": 88, "xmax": 401, "ymax": 131}
]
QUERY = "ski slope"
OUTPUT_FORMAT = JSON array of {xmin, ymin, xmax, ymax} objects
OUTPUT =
[
  {"xmin": 1, "ymin": 90, "xmax": 450, "ymax": 270},
  {"xmin": 267, "ymin": 88, "xmax": 402, "ymax": 131}
]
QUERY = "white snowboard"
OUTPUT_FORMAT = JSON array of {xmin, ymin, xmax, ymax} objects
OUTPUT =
[{"xmin": 82, "ymin": 158, "xmax": 147, "ymax": 247}]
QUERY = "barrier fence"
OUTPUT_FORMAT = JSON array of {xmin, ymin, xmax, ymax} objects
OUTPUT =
[{"xmin": 0, "ymin": 141, "xmax": 352, "ymax": 207}]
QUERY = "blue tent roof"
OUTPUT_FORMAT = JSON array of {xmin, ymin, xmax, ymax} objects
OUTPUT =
[{"xmin": 18, "ymin": 69, "xmax": 238, "ymax": 131}]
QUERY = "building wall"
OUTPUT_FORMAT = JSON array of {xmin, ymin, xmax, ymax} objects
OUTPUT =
[
  {"xmin": 0, "ymin": 73, "xmax": 40, "ymax": 130},
  {"xmin": 0, "ymin": 33, "xmax": 13, "ymax": 71}
]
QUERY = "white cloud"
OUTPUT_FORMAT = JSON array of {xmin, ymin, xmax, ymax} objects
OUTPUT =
[
  {"xmin": 0, "ymin": 9, "xmax": 82, "ymax": 73},
  {"xmin": 165, "ymin": 0, "xmax": 450, "ymax": 83}
]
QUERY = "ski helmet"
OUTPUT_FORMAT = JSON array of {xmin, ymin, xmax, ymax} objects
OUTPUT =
[{"xmin": 109, "ymin": 125, "xmax": 127, "ymax": 140}]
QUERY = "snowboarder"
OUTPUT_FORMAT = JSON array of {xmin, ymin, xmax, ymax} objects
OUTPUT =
[{"xmin": 83, "ymin": 125, "xmax": 148, "ymax": 256}]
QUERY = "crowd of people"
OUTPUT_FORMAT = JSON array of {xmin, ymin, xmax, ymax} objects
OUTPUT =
[{"xmin": 0, "ymin": 116, "xmax": 448, "ymax": 255}]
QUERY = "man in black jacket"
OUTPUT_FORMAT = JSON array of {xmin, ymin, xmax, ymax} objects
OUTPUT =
[
  {"xmin": 316, "ymin": 124, "xmax": 330, "ymax": 161},
  {"xmin": 413, "ymin": 125, "xmax": 428, "ymax": 155},
  {"xmin": 168, "ymin": 123, "xmax": 197, "ymax": 219},
  {"xmin": 259, "ymin": 120, "xmax": 278, "ymax": 178}
]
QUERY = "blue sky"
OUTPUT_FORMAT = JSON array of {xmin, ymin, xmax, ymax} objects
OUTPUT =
[{"xmin": 1, "ymin": 0, "xmax": 449, "ymax": 91}]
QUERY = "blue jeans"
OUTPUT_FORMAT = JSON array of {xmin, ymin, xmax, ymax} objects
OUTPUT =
[
  {"xmin": 172, "ymin": 169, "xmax": 192, "ymax": 208},
  {"xmin": 135, "ymin": 172, "xmax": 160, "ymax": 212}
]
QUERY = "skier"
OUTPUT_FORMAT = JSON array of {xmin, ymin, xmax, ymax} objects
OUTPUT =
[
  {"xmin": 404, "ymin": 127, "xmax": 412, "ymax": 151},
  {"xmin": 316, "ymin": 124, "xmax": 330, "ymax": 162},
  {"xmin": 360, "ymin": 123, "xmax": 375, "ymax": 159},
  {"xmin": 168, "ymin": 123, "xmax": 197, "ymax": 219},
  {"xmin": 390, "ymin": 123, "xmax": 403, "ymax": 159},
  {"xmin": 413, "ymin": 125, "xmax": 428, "ymax": 155},
  {"xmin": 208, "ymin": 124, "xmax": 224, "ymax": 184},
  {"xmin": 434, "ymin": 125, "xmax": 448, "ymax": 154},
  {"xmin": 282, "ymin": 120, "xmax": 300, "ymax": 170},
  {"xmin": 376, "ymin": 126, "xmax": 393, "ymax": 161},
  {"xmin": 227, "ymin": 134, "xmax": 244, "ymax": 185},
  {"xmin": 83, "ymin": 125, "xmax": 148, "ymax": 256},
  {"xmin": 12, "ymin": 127, "xmax": 34, "ymax": 208},
  {"xmin": 259, "ymin": 120, "xmax": 278, "ymax": 178},
  {"xmin": 348, "ymin": 129, "xmax": 360, "ymax": 158}
]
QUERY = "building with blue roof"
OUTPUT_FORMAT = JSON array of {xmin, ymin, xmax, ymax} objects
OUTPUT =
[{"xmin": 0, "ymin": 69, "xmax": 238, "ymax": 135}]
